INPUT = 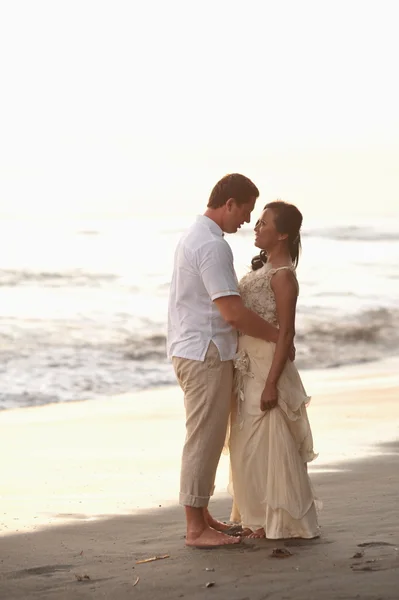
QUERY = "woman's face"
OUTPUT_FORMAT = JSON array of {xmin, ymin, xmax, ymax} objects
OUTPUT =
[{"xmin": 254, "ymin": 208, "xmax": 281, "ymax": 250}]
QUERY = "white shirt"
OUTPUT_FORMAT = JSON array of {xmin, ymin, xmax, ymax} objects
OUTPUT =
[{"xmin": 167, "ymin": 215, "xmax": 240, "ymax": 361}]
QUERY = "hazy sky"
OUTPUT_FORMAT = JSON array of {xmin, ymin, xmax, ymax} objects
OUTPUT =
[{"xmin": 0, "ymin": 0, "xmax": 398, "ymax": 219}]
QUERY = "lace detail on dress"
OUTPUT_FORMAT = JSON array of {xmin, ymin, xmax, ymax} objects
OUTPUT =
[
  {"xmin": 233, "ymin": 264, "xmax": 298, "ymax": 428},
  {"xmin": 238, "ymin": 264, "xmax": 297, "ymax": 327},
  {"xmin": 233, "ymin": 349, "xmax": 254, "ymax": 429}
]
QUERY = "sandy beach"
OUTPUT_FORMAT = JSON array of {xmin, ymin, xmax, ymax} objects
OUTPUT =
[{"xmin": 1, "ymin": 357, "xmax": 399, "ymax": 599}]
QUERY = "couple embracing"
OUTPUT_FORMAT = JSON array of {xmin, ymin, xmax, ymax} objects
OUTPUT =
[{"xmin": 167, "ymin": 173, "xmax": 319, "ymax": 548}]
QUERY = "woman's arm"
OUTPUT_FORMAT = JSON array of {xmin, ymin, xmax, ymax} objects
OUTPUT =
[{"xmin": 260, "ymin": 269, "xmax": 298, "ymax": 411}]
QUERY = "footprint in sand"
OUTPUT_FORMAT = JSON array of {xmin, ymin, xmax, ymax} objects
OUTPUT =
[
  {"xmin": 357, "ymin": 541, "xmax": 396, "ymax": 548},
  {"xmin": 351, "ymin": 542, "xmax": 399, "ymax": 572},
  {"xmin": 5, "ymin": 565, "xmax": 73, "ymax": 580}
]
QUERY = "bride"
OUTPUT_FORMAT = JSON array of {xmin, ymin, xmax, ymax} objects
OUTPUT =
[{"xmin": 229, "ymin": 200, "xmax": 319, "ymax": 539}]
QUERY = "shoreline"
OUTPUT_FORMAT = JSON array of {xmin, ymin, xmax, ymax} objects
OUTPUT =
[
  {"xmin": 0, "ymin": 355, "xmax": 398, "ymax": 534},
  {"xmin": 2, "ymin": 353, "xmax": 399, "ymax": 414}
]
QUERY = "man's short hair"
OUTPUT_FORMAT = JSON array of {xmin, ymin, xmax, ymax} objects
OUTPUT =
[{"xmin": 207, "ymin": 173, "xmax": 260, "ymax": 209}]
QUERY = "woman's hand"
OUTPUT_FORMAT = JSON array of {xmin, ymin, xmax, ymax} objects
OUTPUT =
[{"xmin": 260, "ymin": 381, "xmax": 278, "ymax": 412}]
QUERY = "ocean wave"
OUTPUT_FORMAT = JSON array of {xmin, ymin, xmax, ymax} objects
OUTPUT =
[
  {"xmin": 123, "ymin": 307, "xmax": 399, "ymax": 373},
  {"xmin": 1, "ymin": 306, "xmax": 398, "ymax": 410},
  {"xmin": 294, "ymin": 307, "xmax": 399, "ymax": 369},
  {"xmin": 298, "ymin": 307, "xmax": 397, "ymax": 339},
  {"xmin": 0, "ymin": 268, "xmax": 118, "ymax": 287},
  {"xmin": 303, "ymin": 226, "xmax": 399, "ymax": 242},
  {"xmin": 239, "ymin": 225, "xmax": 399, "ymax": 242},
  {"xmin": 123, "ymin": 334, "xmax": 167, "ymax": 361},
  {"xmin": 0, "ymin": 344, "xmax": 175, "ymax": 411}
]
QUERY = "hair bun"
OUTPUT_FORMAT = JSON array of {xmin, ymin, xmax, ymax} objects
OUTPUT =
[{"xmin": 251, "ymin": 250, "xmax": 267, "ymax": 271}]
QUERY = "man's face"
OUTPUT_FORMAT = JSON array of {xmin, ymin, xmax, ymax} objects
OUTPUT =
[{"xmin": 223, "ymin": 197, "xmax": 256, "ymax": 234}]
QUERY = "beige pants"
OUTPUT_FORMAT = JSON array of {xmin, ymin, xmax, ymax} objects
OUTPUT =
[{"xmin": 172, "ymin": 342, "xmax": 233, "ymax": 508}]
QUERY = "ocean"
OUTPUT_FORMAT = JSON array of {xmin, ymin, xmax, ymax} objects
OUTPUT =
[{"xmin": 1, "ymin": 214, "xmax": 398, "ymax": 410}]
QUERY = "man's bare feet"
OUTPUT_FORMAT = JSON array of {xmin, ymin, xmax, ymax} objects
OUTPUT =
[
  {"xmin": 204, "ymin": 509, "xmax": 234, "ymax": 533},
  {"xmin": 186, "ymin": 525, "xmax": 241, "ymax": 548}
]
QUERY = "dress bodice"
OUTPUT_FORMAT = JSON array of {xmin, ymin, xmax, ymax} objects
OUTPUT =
[{"xmin": 238, "ymin": 263, "xmax": 297, "ymax": 327}]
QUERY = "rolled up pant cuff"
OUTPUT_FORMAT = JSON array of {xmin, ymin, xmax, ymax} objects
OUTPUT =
[{"xmin": 179, "ymin": 492, "xmax": 211, "ymax": 508}]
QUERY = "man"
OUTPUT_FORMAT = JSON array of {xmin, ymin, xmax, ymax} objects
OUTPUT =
[{"xmin": 167, "ymin": 173, "xmax": 281, "ymax": 548}]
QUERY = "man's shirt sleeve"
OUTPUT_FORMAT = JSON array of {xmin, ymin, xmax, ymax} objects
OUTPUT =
[{"xmin": 198, "ymin": 240, "xmax": 240, "ymax": 301}]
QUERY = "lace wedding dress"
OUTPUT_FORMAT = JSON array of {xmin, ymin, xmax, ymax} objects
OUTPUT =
[{"xmin": 228, "ymin": 263, "xmax": 320, "ymax": 539}]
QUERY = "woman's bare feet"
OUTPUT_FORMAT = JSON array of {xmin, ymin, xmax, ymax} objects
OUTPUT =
[
  {"xmin": 240, "ymin": 527, "xmax": 265, "ymax": 538},
  {"xmin": 247, "ymin": 528, "xmax": 266, "ymax": 539},
  {"xmin": 186, "ymin": 526, "xmax": 241, "ymax": 548}
]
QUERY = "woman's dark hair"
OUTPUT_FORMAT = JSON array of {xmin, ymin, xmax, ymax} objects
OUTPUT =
[
  {"xmin": 251, "ymin": 201, "xmax": 303, "ymax": 271},
  {"xmin": 207, "ymin": 173, "xmax": 259, "ymax": 209}
]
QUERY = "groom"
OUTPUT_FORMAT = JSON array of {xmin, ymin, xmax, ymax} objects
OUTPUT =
[{"xmin": 167, "ymin": 173, "xmax": 281, "ymax": 548}]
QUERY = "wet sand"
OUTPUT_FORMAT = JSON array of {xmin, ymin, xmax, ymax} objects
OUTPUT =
[{"xmin": 0, "ymin": 358, "xmax": 398, "ymax": 599}]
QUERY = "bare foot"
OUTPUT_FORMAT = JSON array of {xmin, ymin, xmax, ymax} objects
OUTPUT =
[
  {"xmin": 205, "ymin": 510, "xmax": 233, "ymax": 533},
  {"xmin": 186, "ymin": 526, "xmax": 241, "ymax": 548},
  {"xmin": 240, "ymin": 528, "xmax": 254, "ymax": 537},
  {"xmin": 247, "ymin": 528, "xmax": 266, "ymax": 539}
]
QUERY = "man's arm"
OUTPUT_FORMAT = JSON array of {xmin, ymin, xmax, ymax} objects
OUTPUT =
[
  {"xmin": 213, "ymin": 295, "xmax": 279, "ymax": 343},
  {"xmin": 198, "ymin": 240, "xmax": 279, "ymax": 344}
]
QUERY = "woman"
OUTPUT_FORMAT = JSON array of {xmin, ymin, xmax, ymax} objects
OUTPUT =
[{"xmin": 229, "ymin": 201, "xmax": 319, "ymax": 539}]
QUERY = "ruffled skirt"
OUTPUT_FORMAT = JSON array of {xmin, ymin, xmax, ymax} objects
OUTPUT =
[{"xmin": 228, "ymin": 335, "xmax": 320, "ymax": 539}]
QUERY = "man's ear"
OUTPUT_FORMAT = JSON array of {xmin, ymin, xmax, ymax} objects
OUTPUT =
[{"xmin": 226, "ymin": 198, "xmax": 235, "ymax": 211}]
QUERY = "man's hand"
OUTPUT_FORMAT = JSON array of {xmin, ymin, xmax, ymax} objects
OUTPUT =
[
  {"xmin": 260, "ymin": 381, "xmax": 278, "ymax": 412},
  {"xmin": 289, "ymin": 343, "xmax": 296, "ymax": 362}
]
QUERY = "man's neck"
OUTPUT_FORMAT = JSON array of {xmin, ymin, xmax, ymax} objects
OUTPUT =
[{"xmin": 203, "ymin": 208, "xmax": 224, "ymax": 231}]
